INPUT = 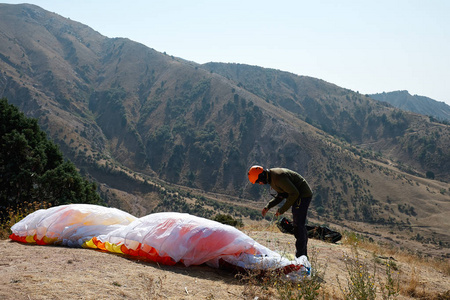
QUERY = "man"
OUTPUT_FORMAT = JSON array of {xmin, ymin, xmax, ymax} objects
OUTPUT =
[{"xmin": 248, "ymin": 165, "xmax": 313, "ymax": 258}]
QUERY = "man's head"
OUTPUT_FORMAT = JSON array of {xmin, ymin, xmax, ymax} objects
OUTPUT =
[{"xmin": 248, "ymin": 165, "xmax": 268, "ymax": 185}]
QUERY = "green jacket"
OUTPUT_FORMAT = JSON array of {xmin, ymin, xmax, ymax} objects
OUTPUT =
[{"xmin": 264, "ymin": 168, "xmax": 313, "ymax": 214}]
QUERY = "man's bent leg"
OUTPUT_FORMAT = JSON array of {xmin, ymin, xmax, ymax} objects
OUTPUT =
[{"xmin": 292, "ymin": 197, "xmax": 311, "ymax": 257}]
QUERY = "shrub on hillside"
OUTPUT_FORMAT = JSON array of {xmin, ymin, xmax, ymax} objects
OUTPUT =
[{"xmin": 212, "ymin": 213, "xmax": 243, "ymax": 227}]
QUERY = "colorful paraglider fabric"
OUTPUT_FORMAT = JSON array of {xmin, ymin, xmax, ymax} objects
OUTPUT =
[
  {"xmin": 9, "ymin": 204, "xmax": 137, "ymax": 247},
  {"xmin": 10, "ymin": 204, "xmax": 310, "ymax": 278}
]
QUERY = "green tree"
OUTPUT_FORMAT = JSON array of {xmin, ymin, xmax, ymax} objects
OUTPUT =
[{"xmin": 0, "ymin": 98, "xmax": 104, "ymax": 219}]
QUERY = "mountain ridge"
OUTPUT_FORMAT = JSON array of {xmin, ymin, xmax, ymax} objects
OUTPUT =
[{"xmin": 369, "ymin": 90, "xmax": 450, "ymax": 122}]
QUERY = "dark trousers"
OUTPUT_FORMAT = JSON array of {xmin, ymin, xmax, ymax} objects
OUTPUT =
[{"xmin": 292, "ymin": 196, "xmax": 311, "ymax": 257}]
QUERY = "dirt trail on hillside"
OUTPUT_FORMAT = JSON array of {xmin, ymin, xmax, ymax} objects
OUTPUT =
[{"xmin": 1, "ymin": 229, "xmax": 449, "ymax": 299}]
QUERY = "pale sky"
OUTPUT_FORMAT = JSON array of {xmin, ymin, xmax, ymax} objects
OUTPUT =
[{"xmin": 3, "ymin": 0, "xmax": 450, "ymax": 105}]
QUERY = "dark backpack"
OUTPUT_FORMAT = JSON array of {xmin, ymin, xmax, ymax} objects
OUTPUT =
[{"xmin": 277, "ymin": 217, "xmax": 342, "ymax": 243}]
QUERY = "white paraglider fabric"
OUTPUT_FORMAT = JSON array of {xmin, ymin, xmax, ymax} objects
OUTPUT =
[
  {"xmin": 10, "ymin": 204, "xmax": 310, "ymax": 277},
  {"xmin": 9, "ymin": 204, "xmax": 137, "ymax": 246}
]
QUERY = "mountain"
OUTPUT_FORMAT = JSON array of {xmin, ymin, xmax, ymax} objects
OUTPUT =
[
  {"xmin": 201, "ymin": 63, "xmax": 450, "ymax": 179},
  {"xmin": 1, "ymin": 4, "xmax": 449, "ymax": 255},
  {"xmin": 369, "ymin": 90, "xmax": 450, "ymax": 122}
]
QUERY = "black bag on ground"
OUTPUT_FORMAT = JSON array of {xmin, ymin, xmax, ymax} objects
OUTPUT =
[
  {"xmin": 306, "ymin": 224, "xmax": 342, "ymax": 243},
  {"xmin": 277, "ymin": 217, "xmax": 342, "ymax": 243},
  {"xmin": 277, "ymin": 217, "xmax": 295, "ymax": 234}
]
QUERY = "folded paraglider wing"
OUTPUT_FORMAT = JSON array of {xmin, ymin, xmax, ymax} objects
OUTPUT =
[
  {"xmin": 10, "ymin": 204, "xmax": 310, "ymax": 278},
  {"xmin": 85, "ymin": 212, "xmax": 263, "ymax": 267},
  {"xmin": 9, "ymin": 204, "xmax": 137, "ymax": 246}
]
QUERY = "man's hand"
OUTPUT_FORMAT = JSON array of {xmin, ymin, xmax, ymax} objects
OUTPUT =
[
  {"xmin": 261, "ymin": 207, "xmax": 269, "ymax": 217},
  {"xmin": 275, "ymin": 210, "xmax": 281, "ymax": 217}
]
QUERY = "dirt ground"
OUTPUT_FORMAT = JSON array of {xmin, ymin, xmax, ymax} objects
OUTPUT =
[{"xmin": 1, "ymin": 228, "xmax": 449, "ymax": 300}]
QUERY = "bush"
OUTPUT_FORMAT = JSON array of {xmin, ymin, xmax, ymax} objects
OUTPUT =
[
  {"xmin": 337, "ymin": 248, "xmax": 377, "ymax": 300},
  {"xmin": 212, "ymin": 214, "xmax": 243, "ymax": 227}
]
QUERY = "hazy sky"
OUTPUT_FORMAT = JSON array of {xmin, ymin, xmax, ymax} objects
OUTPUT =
[{"xmin": 3, "ymin": 0, "xmax": 450, "ymax": 105}]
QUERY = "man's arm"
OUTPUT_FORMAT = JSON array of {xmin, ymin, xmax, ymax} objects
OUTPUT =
[
  {"xmin": 276, "ymin": 177, "xmax": 300, "ymax": 214},
  {"xmin": 265, "ymin": 196, "xmax": 284, "ymax": 210}
]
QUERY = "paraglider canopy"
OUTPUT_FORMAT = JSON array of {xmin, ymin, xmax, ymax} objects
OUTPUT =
[{"xmin": 10, "ymin": 204, "xmax": 310, "ymax": 278}]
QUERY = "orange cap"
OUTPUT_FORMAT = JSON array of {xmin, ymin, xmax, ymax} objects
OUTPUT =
[{"xmin": 248, "ymin": 165, "xmax": 264, "ymax": 184}]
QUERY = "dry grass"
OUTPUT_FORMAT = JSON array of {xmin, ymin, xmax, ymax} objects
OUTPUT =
[
  {"xmin": 237, "ymin": 248, "xmax": 326, "ymax": 300},
  {"xmin": 2, "ymin": 209, "xmax": 449, "ymax": 299},
  {"xmin": 0, "ymin": 201, "xmax": 51, "ymax": 239},
  {"xmin": 336, "ymin": 230, "xmax": 450, "ymax": 300},
  {"xmin": 340, "ymin": 230, "xmax": 450, "ymax": 277}
]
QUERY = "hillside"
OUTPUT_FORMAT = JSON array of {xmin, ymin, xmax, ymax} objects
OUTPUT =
[
  {"xmin": 0, "ymin": 3, "xmax": 450, "ymax": 256},
  {"xmin": 201, "ymin": 63, "xmax": 450, "ymax": 180},
  {"xmin": 369, "ymin": 90, "xmax": 450, "ymax": 122}
]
